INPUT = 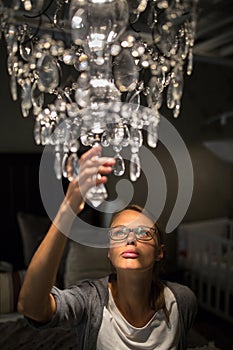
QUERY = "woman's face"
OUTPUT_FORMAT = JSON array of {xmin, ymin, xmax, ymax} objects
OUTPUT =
[{"xmin": 108, "ymin": 209, "xmax": 164, "ymax": 272}]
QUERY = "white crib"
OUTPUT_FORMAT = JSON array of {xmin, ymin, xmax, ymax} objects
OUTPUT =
[{"xmin": 177, "ymin": 218, "xmax": 233, "ymax": 322}]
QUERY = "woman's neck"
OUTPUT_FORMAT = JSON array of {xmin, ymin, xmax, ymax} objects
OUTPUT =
[{"xmin": 109, "ymin": 270, "xmax": 156, "ymax": 327}]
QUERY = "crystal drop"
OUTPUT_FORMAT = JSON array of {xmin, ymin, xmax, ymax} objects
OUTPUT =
[
  {"xmin": 101, "ymin": 130, "xmax": 110, "ymax": 147},
  {"xmin": 34, "ymin": 119, "xmax": 41, "ymax": 145},
  {"xmin": 147, "ymin": 121, "xmax": 158, "ymax": 148},
  {"xmin": 49, "ymin": 122, "xmax": 57, "ymax": 146},
  {"xmin": 5, "ymin": 25, "xmax": 18, "ymax": 55},
  {"xmin": 121, "ymin": 124, "xmax": 130, "ymax": 147},
  {"xmin": 40, "ymin": 125, "xmax": 49, "ymax": 145},
  {"xmin": 173, "ymin": 69, "xmax": 184, "ymax": 100},
  {"xmin": 167, "ymin": 80, "xmax": 175, "ymax": 109},
  {"xmin": 19, "ymin": 34, "xmax": 33, "ymax": 61},
  {"xmin": 21, "ymin": 80, "xmax": 32, "ymax": 117},
  {"xmin": 147, "ymin": 77, "xmax": 163, "ymax": 110},
  {"xmin": 187, "ymin": 50, "xmax": 193, "ymax": 76},
  {"xmin": 62, "ymin": 153, "xmax": 69, "ymax": 178},
  {"xmin": 37, "ymin": 54, "xmax": 60, "ymax": 92},
  {"xmin": 173, "ymin": 100, "xmax": 181, "ymax": 118},
  {"xmin": 31, "ymin": 80, "xmax": 44, "ymax": 115},
  {"xmin": 111, "ymin": 125, "xmax": 124, "ymax": 146},
  {"xmin": 68, "ymin": 153, "xmax": 79, "ymax": 181},
  {"xmin": 7, "ymin": 54, "xmax": 18, "ymax": 76},
  {"xmin": 10, "ymin": 73, "xmax": 17, "ymax": 101},
  {"xmin": 54, "ymin": 152, "xmax": 62, "ymax": 180},
  {"xmin": 69, "ymin": 139, "xmax": 79, "ymax": 153},
  {"xmin": 130, "ymin": 153, "xmax": 141, "ymax": 182},
  {"xmin": 113, "ymin": 153, "xmax": 125, "ymax": 176},
  {"xmin": 86, "ymin": 183, "xmax": 108, "ymax": 207},
  {"xmin": 113, "ymin": 50, "xmax": 139, "ymax": 92},
  {"xmin": 130, "ymin": 128, "xmax": 142, "ymax": 148}
]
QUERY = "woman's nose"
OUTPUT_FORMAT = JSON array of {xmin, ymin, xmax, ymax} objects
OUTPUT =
[{"xmin": 126, "ymin": 231, "xmax": 137, "ymax": 245}]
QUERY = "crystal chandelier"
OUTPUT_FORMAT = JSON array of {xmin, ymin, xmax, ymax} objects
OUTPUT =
[{"xmin": 0, "ymin": 0, "xmax": 198, "ymax": 206}]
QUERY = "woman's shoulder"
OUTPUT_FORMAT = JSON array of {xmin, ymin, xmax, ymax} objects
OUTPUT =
[{"xmin": 164, "ymin": 281, "xmax": 197, "ymax": 307}]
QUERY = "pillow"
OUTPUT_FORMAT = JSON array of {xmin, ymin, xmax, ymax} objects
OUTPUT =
[
  {"xmin": 64, "ymin": 241, "xmax": 112, "ymax": 287},
  {"xmin": 17, "ymin": 212, "xmax": 68, "ymax": 288},
  {"xmin": 0, "ymin": 270, "xmax": 25, "ymax": 314},
  {"xmin": 17, "ymin": 212, "xmax": 51, "ymax": 267}
]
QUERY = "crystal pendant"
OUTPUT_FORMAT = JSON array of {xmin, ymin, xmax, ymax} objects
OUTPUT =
[
  {"xmin": 34, "ymin": 118, "xmax": 41, "ymax": 145},
  {"xmin": 113, "ymin": 153, "xmax": 125, "ymax": 176},
  {"xmin": 21, "ymin": 79, "xmax": 32, "ymax": 117},
  {"xmin": 68, "ymin": 153, "xmax": 79, "ymax": 181},
  {"xmin": 147, "ymin": 120, "xmax": 159, "ymax": 148},
  {"xmin": 101, "ymin": 130, "xmax": 110, "ymax": 147},
  {"xmin": 19, "ymin": 33, "xmax": 33, "ymax": 61},
  {"xmin": 62, "ymin": 152, "xmax": 69, "ymax": 178},
  {"xmin": 37, "ymin": 54, "xmax": 60, "ymax": 92},
  {"xmin": 113, "ymin": 49, "xmax": 139, "ymax": 92},
  {"xmin": 85, "ymin": 141, "xmax": 108, "ymax": 207},
  {"xmin": 31, "ymin": 80, "xmax": 44, "ymax": 115},
  {"xmin": 54, "ymin": 151, "xmax": 62, "ymax": 180},
  {"xmin": 86, "ymin": 176, "xmax": 108, "ymax": 207},
  {"xmin": 10, "ymin": 73, "xmax": 17, "ymax": 101},
  {"xmin": 130, "ymin": 153, "xmax": 141, "ymax": 182}
]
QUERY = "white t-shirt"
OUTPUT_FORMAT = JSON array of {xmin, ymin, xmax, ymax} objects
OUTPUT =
[{"xmin": 97, "ymin": 286, "xmax": 180, "ymax": 350}]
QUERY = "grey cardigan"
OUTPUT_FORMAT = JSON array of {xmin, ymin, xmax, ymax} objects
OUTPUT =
[{"xmin": 32, "ymin": 276, "xmax": 197, "ymax": 350}]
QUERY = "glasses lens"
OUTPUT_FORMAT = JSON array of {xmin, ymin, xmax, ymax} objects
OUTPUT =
[
  {"xmin": 109, "ymin": 226, "xmax": 128, "ymax": 241},
  {"xmin": 135, "ymin": 226, "xmax": 153, "ymax": 241}
]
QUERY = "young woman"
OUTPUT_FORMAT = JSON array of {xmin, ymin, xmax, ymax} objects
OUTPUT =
[{"xmin": 18, "ymin": 145, "xmax": 197, "ymax": 350}]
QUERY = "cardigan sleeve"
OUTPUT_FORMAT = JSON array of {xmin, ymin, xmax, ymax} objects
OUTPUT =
[{"xmin": 26, "ymin": 282, "xmax": 92, "ymax": 329}]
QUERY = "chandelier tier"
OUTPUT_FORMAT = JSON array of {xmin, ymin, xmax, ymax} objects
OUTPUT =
[{"xmin": 0, "ymin": 0, "xmax": 198, "ymax": 206}]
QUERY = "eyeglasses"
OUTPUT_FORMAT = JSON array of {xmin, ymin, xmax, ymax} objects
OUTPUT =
[{"xmin": 108, "ymin": 225, "xmax": 157, "ymax": 242}]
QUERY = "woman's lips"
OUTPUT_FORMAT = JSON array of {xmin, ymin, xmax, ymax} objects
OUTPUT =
[{"xmin": 121, "ymin": 251, "xmax": 139, "ymax": 258}]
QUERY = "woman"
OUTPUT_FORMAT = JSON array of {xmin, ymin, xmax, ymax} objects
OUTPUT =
[{"xmin": 18, "ymin": 145, "xmax": 197, "ymax": 350}]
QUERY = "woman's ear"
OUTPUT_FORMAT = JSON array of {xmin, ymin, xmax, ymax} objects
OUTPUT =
[{"xmin": 155, "ymin": 244, "xmax": 165, "ymax": 261}]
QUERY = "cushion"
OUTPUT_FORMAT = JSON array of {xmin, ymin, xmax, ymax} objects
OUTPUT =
[
  {"xmin": 0, "ymin": 270, "xmax": 25, "ymax": 314},
  {"xmin": 17, "ymin": 212, "xmax": 51, "ymax": 267},
  {"xmin": 64, "ymin": 241, "xmax": 112, "ymax": 287},
  {"xmin": 17, "ymin": 212, "xmax": 68, "ymax": 288}
]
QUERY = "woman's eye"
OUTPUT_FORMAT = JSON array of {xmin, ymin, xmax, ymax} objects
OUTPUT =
[
  {"xmin": 115, "ymin": 230, "xmax": 125, "ymax": 237},
  {"xmin": 137, "ymin": 228, "xmax": 147, "ymax": 237}
]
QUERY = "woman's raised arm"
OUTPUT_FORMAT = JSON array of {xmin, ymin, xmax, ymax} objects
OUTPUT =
[{"xmin": 17, "ymin": 146, "xmax": 115, "ymax": 322}]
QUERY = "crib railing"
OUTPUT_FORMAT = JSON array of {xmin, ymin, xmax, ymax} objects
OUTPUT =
[{"xmin": 178, "ymin": 218, "xmax": 233, "ymax": 322}]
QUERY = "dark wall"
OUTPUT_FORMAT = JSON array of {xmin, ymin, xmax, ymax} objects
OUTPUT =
[{"xmin": 0, "ymin": 154, "xmax": 44, "ymax": 269}]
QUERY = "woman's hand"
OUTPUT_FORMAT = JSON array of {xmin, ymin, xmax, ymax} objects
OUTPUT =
[{"xmin": 63, "ymin": 145, "xmax": 115, "ymax": 215}]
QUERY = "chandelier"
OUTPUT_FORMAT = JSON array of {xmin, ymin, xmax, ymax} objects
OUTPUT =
[{"xmin": 0, "ymin": 0, "xmax": 198, "ymax": 207}]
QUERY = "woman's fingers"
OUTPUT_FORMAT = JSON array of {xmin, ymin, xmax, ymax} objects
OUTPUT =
[
  {"xmin": 65, "ymin": 146, "xmax": 115, "ymax": 207},
  {"xmin": 79, "ymin": 145, "xmax": 102, "ymax": 163},
  {"xmin": 78, "ymin": 157, "xmax": 115, "ymax": 188}
]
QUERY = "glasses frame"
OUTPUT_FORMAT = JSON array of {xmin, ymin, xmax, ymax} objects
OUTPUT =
[{"xmin": 108, "ymin": 225, "xmax": 158, "ymax": 242}]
